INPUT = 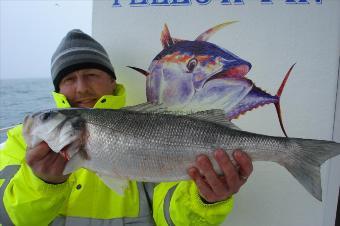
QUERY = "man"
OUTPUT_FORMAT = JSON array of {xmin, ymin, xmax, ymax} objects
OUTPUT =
[{"xmin": 0, "ymin": 29, "xmax": 253, "ymax": 226}]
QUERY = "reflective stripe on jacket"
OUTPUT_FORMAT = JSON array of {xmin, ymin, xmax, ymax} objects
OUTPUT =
[{"xmin": 0, "ymin": 83, "xmax": 233, "ymax": 226}]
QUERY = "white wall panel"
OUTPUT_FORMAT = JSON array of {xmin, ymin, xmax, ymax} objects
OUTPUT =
[{"xmin": 92, "ymin": 1, "xmax": 340, "ymax": 225}]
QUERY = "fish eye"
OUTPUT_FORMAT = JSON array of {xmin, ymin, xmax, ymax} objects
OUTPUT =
[
  {"xmin": 186, "ymin": 58, "xmax": 198, "ymax": 73},
  {"xmin": 40, "ymin": 112, "xmax": 52, "ymax": 121}
]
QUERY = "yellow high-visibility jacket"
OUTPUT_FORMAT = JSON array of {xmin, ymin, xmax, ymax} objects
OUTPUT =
[{"xmin": 0, "ymin": 84, "xmax": 233, "ymax": 226}]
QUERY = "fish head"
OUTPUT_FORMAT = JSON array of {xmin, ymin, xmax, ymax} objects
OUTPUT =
[
  {"xmin": 23, "ymin": 109, "xmax": 87, "ymax": 155},
  {"xmin": 147, "ymin": 40, "xmax": 252, "ymax": 110}
]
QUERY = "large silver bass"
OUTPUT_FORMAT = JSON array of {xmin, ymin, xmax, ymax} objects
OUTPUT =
[{"xmin": 22, "ymin": 103, "xmax": 340, "ymax": 201}]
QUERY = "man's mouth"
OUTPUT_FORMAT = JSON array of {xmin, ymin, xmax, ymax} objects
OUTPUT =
[{"xmin": 76, "ymin": 98, "xmax": 98, "ymax": 107}]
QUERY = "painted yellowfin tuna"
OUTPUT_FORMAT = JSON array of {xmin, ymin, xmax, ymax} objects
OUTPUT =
[
  {"xmin": 23, "ymin": 104, "xmax": 340, "ymax": 201},
  {"xmin": 129, "ymin": 21, "xmax": 294, "ymax": 137}
]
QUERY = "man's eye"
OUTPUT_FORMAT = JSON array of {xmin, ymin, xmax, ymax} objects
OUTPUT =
[
  {"xmin": 62, "ymin": 77, "xmax": 75, "ymax": 84},
  {"xmin": 87, "ymin": 73, "xmax": 98, "ymax": 78}
]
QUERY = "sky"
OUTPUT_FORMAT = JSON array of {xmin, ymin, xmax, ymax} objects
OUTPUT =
[{"xmin": 0, "ymin": 0, "xmax": 93, "ymax": 80}]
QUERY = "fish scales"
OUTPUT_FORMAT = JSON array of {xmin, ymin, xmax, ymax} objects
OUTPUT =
[
  {"xmin": 70, "ymin": 109, "xmax": 294, "ymax": 180},
  {"xmin": 84, "ymin": 111, "xmax": 219, "ymax": 181}
]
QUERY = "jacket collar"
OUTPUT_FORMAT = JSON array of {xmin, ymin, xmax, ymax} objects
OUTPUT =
[{"xmin": 52, "ymin": 83, "xmax": 126, "ymax": 109}]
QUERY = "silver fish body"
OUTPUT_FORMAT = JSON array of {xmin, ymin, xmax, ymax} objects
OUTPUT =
[{"xmin": 23, "ymin": 106, "xmax": 340, "ymax": 201}]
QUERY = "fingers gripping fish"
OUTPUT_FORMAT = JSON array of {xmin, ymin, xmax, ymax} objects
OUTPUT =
[
  {"xmin": 128, "ymin": 22, "xmax": 294, "ymax": 137},
  {"xmin": 23, "ymin": 104, "xmax": 340, "ymax": 201}
]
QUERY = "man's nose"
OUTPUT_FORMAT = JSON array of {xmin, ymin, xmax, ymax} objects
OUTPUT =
[{"xmin": 75, "ymin": 77, "xmax": 89, "ymax": 93}]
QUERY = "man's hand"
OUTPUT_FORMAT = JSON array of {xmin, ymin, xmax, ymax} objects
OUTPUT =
[
  {"xmin": 26, "ymin": 142, "xmax": 69, "ymax": 184},
  {"xmin": 188, "ymin": 149, "xmax": 253, "ymax": 203}
]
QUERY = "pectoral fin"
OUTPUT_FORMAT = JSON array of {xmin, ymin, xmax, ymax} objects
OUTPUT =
[
  {"xmin": 127, "ymin": 66, "xmax": 149, "ymax": 76},
  {"xmin": 97, "ymin": 173, "xmax": 129, "ymax": 196}
]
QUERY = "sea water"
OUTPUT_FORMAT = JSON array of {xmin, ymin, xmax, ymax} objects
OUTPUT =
[{"xmin": 0, "ymin": 78, "xmax": 55, "ymax": 143}]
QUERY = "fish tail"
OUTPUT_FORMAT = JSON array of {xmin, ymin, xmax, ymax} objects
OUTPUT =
[
  {"xmin": 274, "ymin": 63, "xmax": 296, "ymax": 137},
  {"xmin": 280, "ymin": 138, "xmax": 340, "ymax": 201}
]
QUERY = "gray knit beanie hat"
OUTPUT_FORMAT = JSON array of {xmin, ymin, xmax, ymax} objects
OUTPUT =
[{"xmin": 51, "ymin": 29, "xmax": 116, "ymax": 91}]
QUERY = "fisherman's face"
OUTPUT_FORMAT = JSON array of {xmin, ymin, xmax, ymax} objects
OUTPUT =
[{"xmin": 59, "ymin": 68, "xmax": 116, "ymax": 108}]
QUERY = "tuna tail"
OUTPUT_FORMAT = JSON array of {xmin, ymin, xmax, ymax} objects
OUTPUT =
[
  {"xmin": 274, "ymin": 63, "xmax": 296, "ymax": 137},
  {"xmin": 279, "ymin": 138, "xmax": 340, "ymax": 201}
]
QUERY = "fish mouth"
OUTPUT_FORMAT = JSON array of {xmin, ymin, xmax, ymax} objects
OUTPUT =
[
  {"xmin": 22, "ymin": 115, "xmax": 33, "ymax": 138},
  {"xmin": 205, "ymin": 64, "xmax": 250, "ymax": 84}
]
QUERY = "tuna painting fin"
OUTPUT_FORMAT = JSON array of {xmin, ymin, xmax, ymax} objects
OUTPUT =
[
  {"xmin": 161, "ymin": 23, "xmax": 174, "ymax": 48},
  {"xmin": 127, "ymin": 66, "xmax": 149, "ymax": 76},
  {"xmin": 274, "ymin": 63, "xmax": 295, "ymax": 137},
  {"xmin": 161, "ymin": 23, "xmax": 187, "ymax": 48},
  {"xmin": 279, "ymin": 138, "xmax": 340, "ymax": 201},
  {"xmin": 188, "ymin": 109, "xmax": 241, "ymax": 130},
  {"xmin": 195, "ymin": 21, "xmax": 238, "ymax": 41},
  {"xmin": 97, "ymin": 173, "xmax": 128, "ymax": 196}
]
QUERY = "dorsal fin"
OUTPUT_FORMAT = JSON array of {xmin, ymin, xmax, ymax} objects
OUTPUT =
[
  {"xmin": 195, "ymin": 21, "xmax": 238, "ymax": 41},
  {"xmin": 122, "ymin": 102, "xmax": 167, "ymax": 113},
  {"xmin": 188, "ymin": 109, "xmax": 241, "ymax": 130},
  {"xmin": 161, "ymin": 24, "xmax": 188, "ymax": 48},
  {"xmin": 123, "ymin": 103, "xmax": 241, "ymax": 130},
  {"xmin": 161, "ymin": 24, "xmax": 174, "ymax": 48}
]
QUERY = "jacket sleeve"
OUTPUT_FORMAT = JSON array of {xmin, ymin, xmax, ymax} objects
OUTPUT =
[
  {"xmin": 153, "ymin": 181, "xmax": 233, "ymax": 226},
  {"xmin": 0, "ymin": 125, "xmax": 74, "ymax": 226}
]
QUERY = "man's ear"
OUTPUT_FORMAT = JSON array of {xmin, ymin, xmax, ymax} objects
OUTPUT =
[
  {"xmin": 111, "ymin": 78, "xmax": 116, "ymax": 85},
  {"xmin": 111, "ymin": 78, "xmax": 116, "ymax": 92}
]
